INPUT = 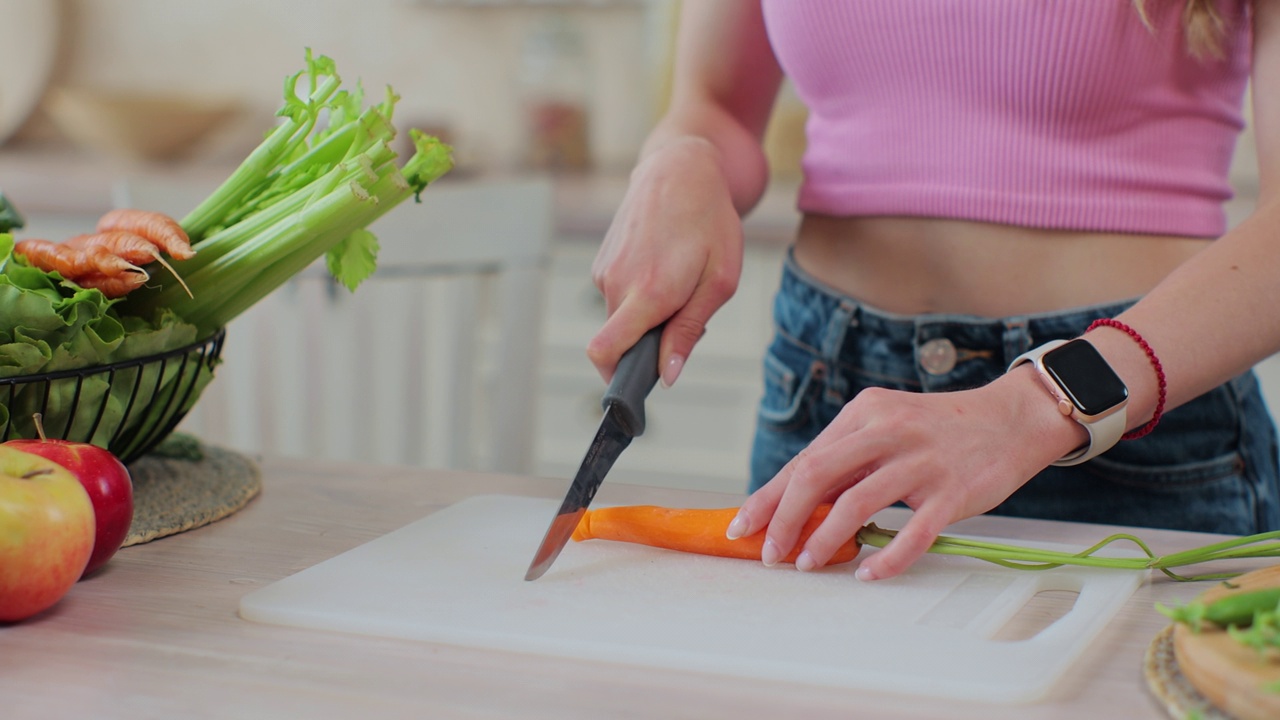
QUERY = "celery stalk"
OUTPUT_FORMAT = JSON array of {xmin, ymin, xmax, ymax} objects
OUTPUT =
[
  {"xmin": 858, "ymin": 523, "xmax": 1280, "ymax": 582},
  {"xmin": 181, "ymin": 53, "xmax": 344, "ymax": 240},
  {"xmin": 117, "ymin": 52, "xmax": 454, "ymax": 337}
]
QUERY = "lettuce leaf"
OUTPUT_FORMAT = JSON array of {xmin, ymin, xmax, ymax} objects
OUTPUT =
[{"xmin": 0, "ymin": 233, "xmax": 213, "ymax": 452}]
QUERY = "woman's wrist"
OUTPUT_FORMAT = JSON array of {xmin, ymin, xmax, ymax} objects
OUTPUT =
[
  {"xmin": 1080, "ymin": 322, "xmax": 1163, "ymax": 435},
  {"xmin": 1085, "ymin": 319, "xmax": 1166, "ymax": 438},
  {"xmin": 1001, "ymin": 362, "xmax": 1093, "ymax": 466},
  {"xmin": 1003, "ymin": 319, "xmax": 1166, "ymax": 468}
]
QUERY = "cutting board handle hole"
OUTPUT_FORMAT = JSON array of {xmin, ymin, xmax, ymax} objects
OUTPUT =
[{"xmin": 992, "ymin": 589, "xmax": 1080, "ymax": 643}]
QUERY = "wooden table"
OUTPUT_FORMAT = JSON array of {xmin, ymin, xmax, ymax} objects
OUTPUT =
[{"xmin": 0, "ymin": 456, "xmax": 1258, "ymax": 719}]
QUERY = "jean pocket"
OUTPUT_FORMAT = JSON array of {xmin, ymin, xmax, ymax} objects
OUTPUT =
[
  {"xmin": 758, "ymin": 336, "xmax": 823, "ymax": 434},
  {"xmin": 1083, "ymin": 379, "xmax": 1247, "ymax": 492}
]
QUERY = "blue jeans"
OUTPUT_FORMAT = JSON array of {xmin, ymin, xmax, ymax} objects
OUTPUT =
[{"xmin": 749, "ymin": 250, "xmax": 1280, "ymax": 535}]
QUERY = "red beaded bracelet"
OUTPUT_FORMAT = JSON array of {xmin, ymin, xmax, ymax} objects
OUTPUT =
[{"xmin": 1086, "ymin": 318, "xmax": 1166, "ymax": 440}]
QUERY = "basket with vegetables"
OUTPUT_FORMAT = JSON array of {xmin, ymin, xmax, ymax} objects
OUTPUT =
[{"xmin": 0, "ymin": 50, "xmax": 454, "ymax": 464}]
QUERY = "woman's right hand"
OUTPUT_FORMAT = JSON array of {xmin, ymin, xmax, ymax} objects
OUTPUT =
[
  {"xmin": 587, "ymin": 0, "xmax": 781, "ymax": 385},
  {"xmin": 587, "ymin": 136, "xmax": 746, "ymax": 388}
]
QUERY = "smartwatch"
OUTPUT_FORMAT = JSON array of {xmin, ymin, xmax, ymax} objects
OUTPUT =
[{"xmin": 1009, "ymin": 339, "xmax": 1129, "ymax": 466}]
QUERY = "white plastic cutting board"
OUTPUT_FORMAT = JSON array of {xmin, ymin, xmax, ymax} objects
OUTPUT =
[{"xmin": 239, "ymin": 495, "xmax": 1146, "ymax": 703}]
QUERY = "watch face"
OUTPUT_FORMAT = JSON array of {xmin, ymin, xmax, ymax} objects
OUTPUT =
[{"xmin": 1042, "ymin": 340, "xmax": 1128, "ymax": 417}]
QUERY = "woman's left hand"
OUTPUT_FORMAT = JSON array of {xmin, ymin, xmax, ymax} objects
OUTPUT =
[{"xmin": 729, "ymin": 373, "xmax": 1081, "ymax": 580}]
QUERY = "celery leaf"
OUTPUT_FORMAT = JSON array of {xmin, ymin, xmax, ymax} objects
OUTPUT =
[{"xmin": 326, "ymin": 228, "xmax": 379, "ymax": 292}]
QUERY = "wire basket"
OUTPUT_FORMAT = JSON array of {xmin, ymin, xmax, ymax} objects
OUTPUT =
[{"xmin": 0, "ymin": 328, "xmax": 225, "ymax": 465}]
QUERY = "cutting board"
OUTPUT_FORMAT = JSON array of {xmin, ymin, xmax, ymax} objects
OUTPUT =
[{"xmin": 239, "ymin": 495, "xmax": 1146, "ymax": 703}]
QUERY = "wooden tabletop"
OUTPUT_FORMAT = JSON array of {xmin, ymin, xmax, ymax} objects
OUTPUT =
[{"xmin": 0, "ymin": 456, "xmax": 1262, "ymax": 720}]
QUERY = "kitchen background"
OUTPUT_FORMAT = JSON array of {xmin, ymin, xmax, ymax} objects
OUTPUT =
[{"xmin": 0, "ymin": 0, "xmax": 1273, "ymax": 495}]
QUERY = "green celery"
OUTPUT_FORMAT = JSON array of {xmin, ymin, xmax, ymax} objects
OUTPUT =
[
  {"xmin": 858, "ymin": 523, "xmax": 1280, "ymax": 582},
  {"xmin": 214, "ymin": 91, "xmax": 399, "ymax": 232},
  {"xmin": 180, "ymin": 51, "xmax": 344, "ymax": 241},
  {"xmin": 123, "ymin": 131, "xmax": 451, "ymax": 337}
]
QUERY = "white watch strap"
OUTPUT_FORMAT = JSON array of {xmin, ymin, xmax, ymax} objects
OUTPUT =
[
  {"xmin": 1009, "ymin": 340, "xmax": 1127, "ymax": 467},
  {"xmin": 1054, "ymin": 403, "xmax": 1125, "ymax": 466}
]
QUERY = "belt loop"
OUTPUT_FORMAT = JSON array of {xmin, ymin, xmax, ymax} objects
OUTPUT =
[
  {"xmin": 820, "ymin": 299, "xmax": 856, "ymax": 401},
  {"xmin": 822, "ymin": 299, "xmax": 856, "ymax": 360},
  {"xmin": 1002, "ymin": 318, "xmax": 1031, "ymax": 367}
]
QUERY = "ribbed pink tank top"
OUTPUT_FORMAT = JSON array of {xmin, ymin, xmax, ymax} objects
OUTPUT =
[{"xmin": 761, "ymin": 1, "xmax": 1252, "ymax": 238}]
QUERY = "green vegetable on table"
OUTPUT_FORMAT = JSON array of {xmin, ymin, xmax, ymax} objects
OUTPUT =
[
  {"xmin": 858, "ymin": 524, "xmax": 1280, "ymax": 582},
  {"xmin": 1156, "ymin": 586, "xmax": 1280, "ymax": 632},
  {"xmin": 1156, "ymin": 583, "xmax": 1280, "ymax": 667},
  {"xmin": 1227, "ymin": 609, "xmax": 1280, "ymax": 658}
]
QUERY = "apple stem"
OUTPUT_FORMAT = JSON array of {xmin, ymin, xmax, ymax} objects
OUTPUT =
[
  {"xmin": 21, "ymin": 468, "xmax": 54, "ymax": 480},
  {"xmin": 31, "ymin": 413, "xmax": 47, "ymax": 442}
]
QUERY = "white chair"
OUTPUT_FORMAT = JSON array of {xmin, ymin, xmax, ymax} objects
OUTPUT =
[{"xmin": 116, "ymin": 175, "xmax": 553, "ymax": 474}]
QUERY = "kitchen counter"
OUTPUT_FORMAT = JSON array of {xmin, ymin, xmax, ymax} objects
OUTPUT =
[{"xmin": 0, "ymin": 455, "xmax": 1255, "ymax": 719}]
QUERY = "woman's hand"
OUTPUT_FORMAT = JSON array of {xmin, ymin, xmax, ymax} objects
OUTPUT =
[
  {"xmin": 729, "ymin": 370, "xmax": 1084, "ymax": 580},
  {"xmin": 586, "ymin": 0, "xmax": 780, "ymax": 384},
  {"xmin": 587, "ymin": 137, "xmax": 745, "ymax": 387}
]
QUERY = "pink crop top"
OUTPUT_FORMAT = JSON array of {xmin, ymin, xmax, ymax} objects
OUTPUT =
[{"xmin": 760, "ymin": 1, "xmax": 1252, "ymax": 238}]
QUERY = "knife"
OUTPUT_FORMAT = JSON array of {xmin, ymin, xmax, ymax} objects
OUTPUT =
[{"xmin": 524, "ymin": 325, "xmax": 664, "ymax": 581}]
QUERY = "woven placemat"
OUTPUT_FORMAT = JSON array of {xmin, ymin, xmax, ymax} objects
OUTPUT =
[
  {"xmin": 122, "ymin": 433, "xmax": 261, "ymax": 546},
  {"xmin": 1144, "ymin": 624, "xmax": 1235, "ymax": 720}
]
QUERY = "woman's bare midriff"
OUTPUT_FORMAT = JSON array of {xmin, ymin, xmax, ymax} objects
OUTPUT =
[{"xmin": 791, "ymin": 215, "xmax": 1212, "ymax": 317}]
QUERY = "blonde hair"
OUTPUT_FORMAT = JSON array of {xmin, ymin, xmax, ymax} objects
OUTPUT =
[{"xmin": 1133, "ymin": 0, "xmax": 1233, "ymax": 59}]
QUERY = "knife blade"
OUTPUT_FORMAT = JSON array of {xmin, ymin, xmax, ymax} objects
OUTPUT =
[{"xmin": 524, "ymin": 325, "xmax": 664, "ymax": 581}]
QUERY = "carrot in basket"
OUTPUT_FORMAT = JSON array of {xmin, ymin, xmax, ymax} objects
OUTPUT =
[
  {"xmin": 96, "ymin": 209, "xmax": 195, "ymax": 260},
  {"xmin": 66, "ymin": 230, "xmax": 192, "ymax": 297},
  {"xmin": 67, "ymin": 229, "xmax": 171, "ymax": 264},
  {"xmin": 73, "ymin": 270, "xmax": 148, "ymax": 298},
  {"xmin": 571, "ymin": 504, "xmax": 862, "ymax": 565},
  {"xmin": 14, "ymin": 238, "xmax": 146, "ymax": 279}
]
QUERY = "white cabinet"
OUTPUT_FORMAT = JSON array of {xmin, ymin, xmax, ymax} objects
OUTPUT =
[{"xmin": 534, "ymin": 238, "xmax": 788, "ymax": 495}]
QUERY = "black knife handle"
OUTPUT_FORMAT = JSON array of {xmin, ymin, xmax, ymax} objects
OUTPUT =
[{"xmin": 602, "ymin": 324, "xmax": 664, "ymax": 437}]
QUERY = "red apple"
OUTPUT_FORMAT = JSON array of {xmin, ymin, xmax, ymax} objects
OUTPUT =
[
  {"xmin": 0, "ymin": 445, "xmax": 96, "ymax": 622},
  {"xmin": 5, "ymin": 436, "xmax": 134, "ymax": 577}
]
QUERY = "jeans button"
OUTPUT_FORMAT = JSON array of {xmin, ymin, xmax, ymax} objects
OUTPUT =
[{"xmin": 919, "ymin": 338, "xmax": 958, "ymax": 375}]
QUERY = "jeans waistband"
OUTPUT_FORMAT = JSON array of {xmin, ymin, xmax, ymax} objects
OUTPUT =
[{"xmin": 779, "ymin": 247, "xmax": 1139, "ymax": 370}]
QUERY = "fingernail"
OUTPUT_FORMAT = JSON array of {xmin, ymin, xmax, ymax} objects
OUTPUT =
[
  {"xmin": 761, "ymin": 538, "xmax": 782, "ymax": 567},
  {"xmin": 796, "ymin": 550, "xmax": 816, "ymax": 572},
  {"xmin": 725, "ymin": 510, "xmax": 749, "ymax": 540},
  {"xmin": 855, "ymin": 564, "xmax": 877, "ymax": 582},
  {"xmin": 660, "ymin": 355, "xmax": 685, "ymax": 388}
]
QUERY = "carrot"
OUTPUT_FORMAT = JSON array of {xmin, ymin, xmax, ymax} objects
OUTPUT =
[
  {"xmin": 14, "ymin": 238, "xmax": 146, "ymax": 279},
  {"xmin": 571, "ymin": 504, "xmax": 862, "ymax": 565},
  {"xmin": 66, "ymin": 231, "xmax": 192, "ymax": 298},
  {"xmin": 96, "ymin": 209, "xmax": 195, "ymax": 260},
  {"xmin": 65, "ymin": 231, "xmax": 151, "ymax": 264},
  {"xmin": 73, "ymin": 271, "xmax": 148, "ymax": 298}
]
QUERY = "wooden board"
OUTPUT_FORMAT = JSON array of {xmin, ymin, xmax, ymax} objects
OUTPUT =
[{"xmin": 1173, "ymin": 565, "xmax": 1280, "ymax": 720}]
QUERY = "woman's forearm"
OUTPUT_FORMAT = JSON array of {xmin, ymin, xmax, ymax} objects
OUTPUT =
[
  {"xmin": 1089, "ymin": 197, "xmax": 1280, "ymax": 430},
  {"xmin": 635, "ymin": 0, "xmax": 783, "ymax": 215}
]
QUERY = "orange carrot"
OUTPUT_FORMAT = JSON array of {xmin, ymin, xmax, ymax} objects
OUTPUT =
[
  {"xmin": 96, "ymin": 209, "xmax": 195, "ymax": 260},
  {"xmin": 66, "ymin": 231, "xmax": 192, "ymax": 298},
  {"xmin": 571, "ymin": 504, "xmax": 862, "ymax": 565},
  {"xmin": 73, "ymin": 271, "xmax": 148, "ymax": 298},
  {"xmin": 14, "ymin": 238, "xmax": 145, "ymax": 279},
  {"xmin": 67, "ymin": 230, "xmax": 167, "ymax": 265}
]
